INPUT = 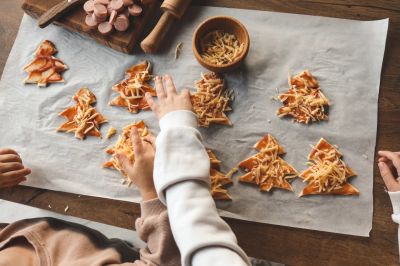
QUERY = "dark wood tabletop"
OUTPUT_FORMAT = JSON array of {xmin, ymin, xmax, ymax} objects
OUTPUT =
[{"xmin": 1, "ymin": 0, "xmax": 399, "ymax": 265}]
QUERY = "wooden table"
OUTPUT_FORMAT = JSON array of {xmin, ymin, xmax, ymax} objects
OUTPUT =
[{"xmin": 1, "ymin": 0, "xmax": 399, "ymax": 265}]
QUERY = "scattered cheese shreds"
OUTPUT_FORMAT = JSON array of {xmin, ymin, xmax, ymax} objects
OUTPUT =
[
  {"xmin": 57, "ymin": 87, "xmax": 107, "ymax": 140},
  {"xmin": 191, "ymin": 72, "xmax": 233, "ymax": 127},
  {"xmin": 110, "ymin": 61, "xmax": 156, "ymax": 113},
  {"xmin": 276, "ymin": 70, "xmax": 329, "ymax": 124},
  {"xmin": 299, "ymin": 138, "xmax": 358, "ymax": 196},
  {"xmin": 64, "ymin": 205, "xmax": 69, "ymax": 212},
  {"xmin": 237, "ymin": 134, "xmax": 298, "ymax": 192},
  {"xmin": 23, "ymin": 40, "xmax": 68, "ymax": 87},
  {"xmin": 200, "ymin": 30, "xmax": 244, "ymax": 65},
  {"xmin": 106, "ymin": 126, "xmax": 117, "ymax": 139},
  {"xmin": 175, "ymin": 42, "xmax": 183, "ymax": 60}
]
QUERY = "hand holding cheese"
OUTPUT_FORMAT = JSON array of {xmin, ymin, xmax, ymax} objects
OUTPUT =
[
  {"xmin": 0, "ymin": 149, "xmax": 31, "ymax": 188},
  {"xmin": 116, "ymin": 127, "xmax": 157, "ymax": 201},
  {"xmin": 145, "ymin": 74, "xmax": 192, "ymax": 120}
]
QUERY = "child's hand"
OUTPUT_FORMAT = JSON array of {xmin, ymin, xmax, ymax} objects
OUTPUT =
[
  {"xmin": 145, "ymin": 75, "xmax": 192, "ymax": 120},
  {"xmin": 378, "ymin": 150, "xmax": 400, "ymax": 192},
  {"xmin": 117, "ymin": 127, "xmax": 157, "ymax": 201},
  {"xmin": 0, "ymin": 148, "xmax": 31, "ymax": 188}
]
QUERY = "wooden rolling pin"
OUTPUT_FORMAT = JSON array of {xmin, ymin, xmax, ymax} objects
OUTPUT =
[{"xmin": 140, "ymin": 0, "xmax": 191, "ymax": 53}]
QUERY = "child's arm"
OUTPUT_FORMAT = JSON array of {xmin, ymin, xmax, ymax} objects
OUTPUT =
[
  {"xmin": 145, "ymin": 75, "xmax": 250, "ymax": 266},
  {"xmin": 378, "ymin": 150, "xmax": 400, "ymax": 260},
  {"xmin": 118, "ymin": 128, "xmax": 180, "ymax": 266},
  {"xmin": 0, "ymin": 148, "xmax": 31, "ymax": 188}
]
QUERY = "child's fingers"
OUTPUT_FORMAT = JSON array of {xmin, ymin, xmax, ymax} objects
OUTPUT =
[
  {"xmin": 378, "ymin": 157, "xmax": 388, "ymax": 163},
  {"xmin": 130, "ymin": 127, "xmax": 143, "ymax": 156},
  {"xmin": 154, "ymin": 76, "xmax": 166, "ymax": 99},
  {"xmin": 2, "ymin": 168, "xmax": 31, "ymax": 180},
  {"xmin": 116, "ymin": 153, "xmax": 132, "ymax": 172},
  {"xmin": 163, "ymin": 74, "xmax": 177, "ymax": 96},
  {"xmin": 0, "ymin": 148, "xmax": 18, "ymax": 156},
  {"xmin": 145, "ymin": 92, "xmax": 157, "ymax": 111},
  {"xmin": 378, "ymin": 161, "xmax": 399, "ymax": 191},
  {"xmin": 180, "ymin": 88, "xmax": 191, "ymax": 99},
  {"xmin": 0, "ymin": 162, "xmax": 24, "ymax": 173},
  {"xmin": 0, "ymin": 154, "xmax": 22, "ymax": 164},
  {"xmin": 143, "ymin": 134, "xmax": 156, "ymax": 149},
  {"xmin": 1, "ymin": 177, "xmax": 26, "ymax": 188},
  {"xmin": 378, "ymin": 151, "xmax": 400, "ymax": 171}
]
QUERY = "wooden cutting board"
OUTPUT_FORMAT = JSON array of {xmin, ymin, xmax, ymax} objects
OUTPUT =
[{"xmin": 22, "ymin": 0, "xmax": 159, "ymax": 54}]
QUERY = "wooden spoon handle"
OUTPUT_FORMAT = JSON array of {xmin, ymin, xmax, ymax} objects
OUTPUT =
[{"xmin": 38, "ymin": 0, "xmax": 84, "ymax": 28}]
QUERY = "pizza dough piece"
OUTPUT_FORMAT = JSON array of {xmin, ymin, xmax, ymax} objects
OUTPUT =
[
  {"xmin": 191, "ymin": 72, "xmax": 233, "ymax": 128},
  {"xmin": 57, "ymin": 87, "xmax": 107, "ymax": 140},
  {"xmin": 276, "ymin": 70, "xmax": 329, "ymax": 124},
  {"xmin": 23, "ymin": 40, "xmax": 68, "ymax": 87},
  {"xmin": 109, "ymin": 61, "xmax": 156, "ymax": 113},
  {"xmin": 237, "ymin": 134, "xmax": 298, "ymax": 192},
  {"xmin": 207, "ymin": 149, "xmax": 233, "ymax": 200},
  {"xmin": 299, "ymin": 138, "xmax": 358, "ymax": 196}
]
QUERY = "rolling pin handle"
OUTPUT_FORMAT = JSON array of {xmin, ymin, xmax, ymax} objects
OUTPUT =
[{"xmin": 140, "ymin": 12, "xmax": 176, "ymax": 53}]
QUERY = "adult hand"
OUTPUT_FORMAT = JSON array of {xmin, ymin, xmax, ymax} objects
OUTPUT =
[
  {"xmin": 116, "ymin": 127, "xmax": 157, "ymax": 201},
  {"xmin": 378, "ymin": 150, "xmax": 400, "ymax": 192},
  {"xmin": 145, "ymin": 75, "xmax": 192, "ymax": 120},
  {"xmin": 0, "ymin": 148, "xmax": 31, "ymax": 188}
]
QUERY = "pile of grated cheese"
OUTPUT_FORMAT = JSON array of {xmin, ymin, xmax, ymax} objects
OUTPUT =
[
  {"xmin": 276, "ymin": 70, "xmax": 330, "ymax": 124},
  {"xmin": 191, "ymin": 72, "xmax": 233, "ymax": 127},
  {"xmin": 200, "ymin": 30, "xmax": 244, "ymax": 65}
]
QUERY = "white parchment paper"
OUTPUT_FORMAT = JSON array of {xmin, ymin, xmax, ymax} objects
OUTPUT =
[{"xmin": 0, "ymin": 6, "xmax": 388, "ymax": 236}]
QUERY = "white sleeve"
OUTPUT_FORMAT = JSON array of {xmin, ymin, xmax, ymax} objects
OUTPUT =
[
  {"xmin": 153, "ymin": 110, "xmax": 250, "ymax": 266},
  {"xmin": 389, "ymin": 191, "xmax": 400, "ymax": 261}
]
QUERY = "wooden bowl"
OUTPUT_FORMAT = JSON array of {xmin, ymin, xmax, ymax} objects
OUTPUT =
[{"xmin": 192, "ymin": 16, "xmax": 250, "ymax": 73}]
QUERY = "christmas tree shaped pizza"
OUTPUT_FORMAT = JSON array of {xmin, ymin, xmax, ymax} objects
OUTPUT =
[
  {"xmin": 110, "ymin": 61, "xmax": 156, "ymax": 113},
  {"xmin": 23, "ymin": 40, "xmax": 68, "ymax": 87},
  {"xmin": 57, "ymin": 87, "xmax": 107, "ymax": 140},
  {"xmin": 207, "ymin": 149, "xmax": 233, "ymax": 200},
  {"xmin": 191, "ymin": 72, "xmax": 233, "ymax": 127},
  {"xmin": 277, "ymin": 70, "xmax": 330, "ymax": 124},
  {"xmin": 103, "ymin": 121, "xmax": 151, "ymax": 185},
  {"xmin": 238, "ymin": 134, "xmax": 298, "ymax": 192},
  {"xmin": 299, "ymin": 138, "xmax": 358, "ymax": 196}
]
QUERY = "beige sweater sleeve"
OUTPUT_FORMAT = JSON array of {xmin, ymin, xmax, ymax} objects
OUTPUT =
[{"xmin": 133, "ymin": 198, "xmax": 181, "ymax": 266}]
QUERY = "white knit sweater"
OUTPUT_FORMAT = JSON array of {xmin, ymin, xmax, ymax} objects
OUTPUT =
[
  {"xmin": 389, "ymin": 191, "xmax": 400, "ymax": 259},
  {"xmin": 153, "ymin": 110, "xmax": 250, "ymax": 266}
]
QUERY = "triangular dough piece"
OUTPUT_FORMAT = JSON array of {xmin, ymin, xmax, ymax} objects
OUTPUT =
[
  {"xmin": 207, "ymin": 149, "xmax": 233, "ymax": 200},
  {"xmin": 23, "ymin": 40, "xmax": 68, "ymax": 87},
  {"xmin": 110, "ymin": 61, "xmax": 156, "ymax": 113},
  {"xmin": 237, "ymin": 134, "xmax": 298, "ymax": 193},
  {"xmin": 57, "ymin": 87, "xmax": 107, "ymax": 140},
  {"xmin": 299, "ymin": 138, "xmax": 358, "ymax": 197}
]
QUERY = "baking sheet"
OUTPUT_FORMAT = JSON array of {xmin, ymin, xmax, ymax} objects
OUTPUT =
[{"xmin": 0, "ymin": 6, "xmax": 388, "ymax": 236}]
